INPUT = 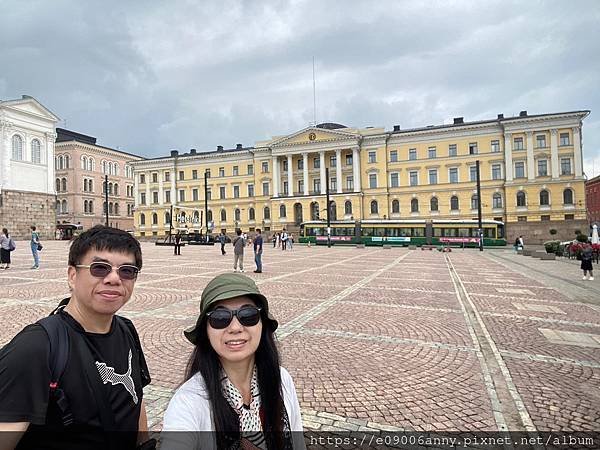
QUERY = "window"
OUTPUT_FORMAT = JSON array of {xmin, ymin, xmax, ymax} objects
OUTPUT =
[
  {"xmin": 82, "ymin": 156, "xmax": 88, "ymax": 170},
  {"xmin": 165, "ymin": 190, "xmax": 171, "ymax": 203},
  {"xmin": 346, "ymin": 176, "xmax": 353, "ymax": 191},
  {"xmin": 409, "ymin": 171, "xmax": 418, "ymax": 186},
  {"xmin": 493, "ymin": 193, "xmax": 503, "ymax": 208},
  {"xmin": 283, "ymin": 181, "xmax": 289, "ymax": 195},
  {"xmin": 220, "ymin": 186, "xmax": 226, "ymax": 199},
  {"xmin": 192, "ymin": 188, "xmax": 199, "ymax": 201},
  {"xmin": 298, "ymin": 180, "xmax": 303, "ymax": 193},
  {"xmin": 536, "ymin": 134, "xmax": 546, "ymax": 148},
  {"xmin": 207, "ymin": 189, "xmax": 212, "ymax": 200},
  {"xmin": 514, "ymin": 137, "xmax": 524, "ymax": 150},
  {"xmin": 263, "ymin": 207, "xmax": 270, "ymax": 220},
  {"xmin": 370, "ymin": 200, "xmax": 378, "ymax": 214},
  {"xmin": 314, "ymin": 157, "xmax": 320, "ymax": 169},
  {"xmin": 346, "ymin": 154, "xmax": 352, "ymax": 166},
  {"xmin": 492, "ymin": 164, "xmax": 502, "ymax": 180},
  {"xmin": 12, "ymin": 135, "xmax": 23, "ymax": 160},
  {"xmin": 152, "ymin": 173, "xmax": 158, "ymax": 183},
  {"xmin": 330, "ymin": 155, "xmax": 336, "ymax": 166},
  {"xmin": 248, "ymin": 184, "xmax": 254, "ymax": 197},
  {"xmin": 179, "ymin": 190, "xmax": 185, "ymax": 202},
  {"xmin": 561, "ymin": 158, "xmax": 572, "ymax": 175},
  {"xmin": 56, "ymin": 178, "xmax": 61, "ymax": 192},
  {"xmin": 231, "ymin": 185, "xmax": 238, "ymax": 198},
  {"xmin": 470, "ymin": 166, "xmax": 477, "ymax": 182},
  {"xmin": 31, "ymin": 139, "xmax": 41, "ymax": 163},
  {"xmin": 565, "ymin": 214, "xmax": 574, "ymax": 220},
  {"xmin": 517, "ymin": 216, "xmax": 527, "ymax": 222},
  {"xmin": 429, "ymin": 170, "xmax": 438, "ymax": 185},
  {"xmin": 152, "ymin": 213, "xmax": 158, "ymax": 225},
  {"xmin": 262, "ymin": 162, "xmax": 269, "ymax": 173},
  {"xmin": 538, "ymin": 160, "xmax": 548, "ymax": 177},
  {"xmin": 471, "ymin": 195, "xmax": 479, "ymax": 210},
  {"xmin": 411, "ymin": 198, "xmax": 419, "ymax": 213},
  {"xmin": 469, "ymin": 142, "xmax": 478, "ymax": 155},
  {"xmin": 249, "ymin": 208, "xmax": 255, "ymax": 221},
  {"xmin": 448, "ymin": 144, "xmax": 457, "ymax": 157},
  {"xmin": 179, "ymin": 171, "xmax": 184, "ymax": 181},
  {"xmin": 140, "ymin": 193, "xmax": 146, "ymax": 205},
  {"xmin": 515, "ymin": 162, "xmax": 525, "ymax": 178},
  {"xmin": 314, "ymin": 179, "xmax": 320, "ymax": 192},
  {"xmin": 430, "ymin": 197, "xmax": 438, "ymax": 212},
  {"xmin": 206, "ymin": 169, "xmax": 211, "ymax": 178},
  {"xmin": 450, "ymin": 196, "xmax": 459, "ymax": 210},
  {"xmin": 428, "ymin": 147, "xmax": 436, "ymax": 159},
  {"xmin": 343, "ymin": 200, "xmax": 352, "ymax": 215},
  {"xmin": 248, "ymin": 164, "xmax": 254, "ymax": 175},
  {"xmin": 516, "ymin": 191, "xmax": 526, "ymax": 207},
  {"xmin": 390, "ymin": 150, "xmax": 398, "ymax": 162},
  {"xmin": 152, "ymin": 192, "xmax": 159, "ymax": 204},
  {"xmin": 369, "ymin": 174, "xmax": 377, "ymax": 189},
  {"xmin": 140, "ymin": 174, "xmax": 146, "ymax": 184},
  {"xmin": 140, "ymin": 213, "xmax": 146, "ymax": 225},
  {"xmin": 539, "ymin": 190, "xmax": 550, "ymax": 206},
  {"xmin": 368, "ymin": 151, "xmax": 376, "ymax": 163},
  {"xmin": 279, "ymin": 204, "xmax": 286, "ymax": 218},
  {"xmin": 449, "ymin": 168, "xmax": 459, "ymax": 183},
  {"xmin": 165, "ymin": 212, "xmax": 171, "ymax": 224},
  {"xmin": 390, "ymin": 173, "xmax": 399, "ymax": 188},
  {"xmin": 235, "ymin": 208, "xmax": 241, "ymax": 221},
  {"xmin": 164, "ymin": 171, "xmax": 170, "ymax": 182},
  {"xmin": 409, "ymin": 149, "xmax": 417, "ymax": 160},
  {"xmin": 192, "ymin": 170, "xmax": 198, "ymax": 179},
  {"xmin": 563, "ymin": 188, "xmax": 574, "ymax": 205},
  {"xmin": 262, "ymin": 182, "xmax": 269, "ymax": 196},
  {"xmin": 232, "ymin": 166, "xmax": 238, "ymax": 176},
  {"xmin": 330, "ymin": 178, "xmax": 336, "ymax": 192},
  {"xmin": 392, "ymin": 199, "xmax": 400, "ymax": 213},
  {"xmin": 220, "ymin": 209, "xmax": 227, "ymax": 222},
  {"xmin": 283, "ymin": 160, "xmax": 288, "ymax": 172},
  {"xmin": 560, "ymin": 133, "xmax": 570, "ymax": 146},
  {"xmin": 219, "ymin": 167, "xmax": 225, "ymax": 177},
  {"xmin": 491, "ymin": 140, "xmax": 500, "ymax": 153}
]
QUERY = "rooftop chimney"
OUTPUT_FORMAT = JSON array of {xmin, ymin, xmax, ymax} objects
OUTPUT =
[
  {"xmin": 519, "ymin": 110, "xmax": 528, "ymax": 117},
  {"xmin": 497, "ymin": 113, "xmax": 504, "ymax": 119},
  {"xmin": 236, "ymin": 144, "xmax": 243, "ymax": 150},
  {"xmin": 453, "ymin": 117, "xmax": 464, "ymax": 124},
  {"xmin": 217, "ymin": 145, "xmax": 223, "ymax": 152},
  {"xmin": 393, "ymin": 125, "xmax": 400, "ymax": 132},
  {"xmin": 170, "ymin": 150, "xmax": 179, "ymax": 157},
  {"xmin": 190, "ymin": 148, "xmax": 197, "ymax": 155}
]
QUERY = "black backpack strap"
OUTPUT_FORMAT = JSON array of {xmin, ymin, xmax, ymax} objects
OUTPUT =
[
  {"xmin": 117, "ymin": 316, "xmax": 151, "ymax": 387},
  {"xmin": 37, "ymin": 314, "xmax": 73, "ymax": 427}
]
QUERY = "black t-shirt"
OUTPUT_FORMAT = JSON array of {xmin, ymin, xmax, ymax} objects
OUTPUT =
[{"xmin": 0, "ymin": 310, "xmax": 151, "ymax": 450}]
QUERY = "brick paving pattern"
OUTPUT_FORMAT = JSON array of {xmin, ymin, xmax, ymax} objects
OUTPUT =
[{"xmin": 1, "ymin": 242, "xmax": 599, "ymax": 436}]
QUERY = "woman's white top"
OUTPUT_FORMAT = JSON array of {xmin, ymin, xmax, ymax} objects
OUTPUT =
[{"xmin": 161, "ymin": 367, "xmax": 305, "ymax": 450}]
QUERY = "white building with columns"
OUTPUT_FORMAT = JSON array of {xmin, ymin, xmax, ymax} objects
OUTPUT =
[{"xmin": 0, "ymin": 95, "xmax": 59, "ymax": 239}]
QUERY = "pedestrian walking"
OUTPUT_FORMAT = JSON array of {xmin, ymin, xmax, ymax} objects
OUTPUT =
[
  {"xmin": 30, "ymin": 225, "xmax": 41, "ymax": 269},
  {"xmin": 0, "ymin": 228, "xmax": 15, "ymax": 269},
  {"xmin": 253, "ymin": 228, "xmax": 263, "ymax": 273},
  {"xmin": 272, "ymin": 233, "xmax": 277, "ymax": 248},
  {"xmin": 0, "ymin": 226, "xmax": 153, "ymax": 450},
  {"xmin": 288, "ymin": 233, "xmax": 294, "ymax": 250},
  {"xmin": 219, "ymin": 232, "xmax": 227, "ymax": 255},
  {"xmin": 514, "ymin": 235, "xmax": 524, "ymax": 252},
  {"xmin": 581, "ymin": 242, "xmax": 595, "ymax": 281},
  {"xmin": 233, "ymin": 229, "xmax": 245, "ymax": 272},
  {"xmin": 276, "ymin": 232, "xmax": 281, "ymax": 248},
  {"xmin": 162, "ymin": 273, "xmax": 304, "ymax": 450},
  {"xmin": 174, "ymin": 232, "xmax": 182, "ymax": 256}
]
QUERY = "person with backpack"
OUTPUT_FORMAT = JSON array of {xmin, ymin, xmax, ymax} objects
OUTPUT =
[
  {"xmin": 581, "ymin": 242, "xmax": 595, "ymax": 281},
  {"xmin": 232, "ymin": 229, "xmax": 245, "ymax": 273},
  {"xmin": 30, "ymin": 225, "xmax": 41, "ymax": 269},
  {"xmin": 0, "ymin": 226, "xmax": 153, "ymax": 450},
  {"xmin": 0, "ymin": 228, "xmax": 15, "ymax": 269}
]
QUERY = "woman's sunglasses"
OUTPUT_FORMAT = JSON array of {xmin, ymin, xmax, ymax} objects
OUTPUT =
[
  {"xmin": 206, "ymin": 306, "xmax": 262, "ymax": 329},
  {"xmin": 76, "ymin": 262, "xmax": 140, "ymax": 280}
]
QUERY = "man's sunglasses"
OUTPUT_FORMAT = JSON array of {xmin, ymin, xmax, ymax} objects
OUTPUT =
[
  {"xmin": 206, "ymin": 306, "xmax": 262, "ymax": 329},
  {"xmin": 76, "ymin": 262, "xmax": 140, "ymax": 280}
]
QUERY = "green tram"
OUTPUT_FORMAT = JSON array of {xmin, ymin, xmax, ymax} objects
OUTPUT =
[{"xmin": 298, "ymin": 219, "xmax": 506, "ymax": 247}]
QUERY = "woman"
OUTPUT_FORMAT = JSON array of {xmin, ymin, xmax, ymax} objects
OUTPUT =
[
  {"xmin": 30, "ymin": 225, "xmax": 40, "ymax": 269},
  {"xmin": 162, "ymin": 273, "xmax": 304, "ymax": 450},
  {"xmin": 581, "ymin": 242, "xmax": 594, "ymax": 281},
  {"xmin": 0, "ymin": 228, "xmax": 13, "ymax": 269}
]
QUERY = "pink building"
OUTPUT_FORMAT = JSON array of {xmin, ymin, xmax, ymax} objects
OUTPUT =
[{"xmin": 54, "ymin": 128, "xmax": 144, "ymax": 232}]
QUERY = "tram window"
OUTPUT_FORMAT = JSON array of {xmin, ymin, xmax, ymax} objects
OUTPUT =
[
  {"xmin": 433, "ymin": 228, "xmax": 443, "ymax": 237},
  {"xmin": 458, "ymin": 228, "xmax": 470, "ymax": 237},
  {"xmin": 445, "ymin": 228, "xmax": 458, "ymax": 237},
  {"xmin": 497, "ymin": 224, "xmax": 505, "ymax": 238},
  {"xmin": 412, "ymin": 228, "xmax": 425, "ymax": 237},
  {"xmin": 362, "ymin": 227, "xmax": 374, "ymax": 237},
  {"xmin": 373, "ymin": 228, "xmax": 386, "ymax": 237},
  {"xmin": 484, "ymin": 228, "xmax": 495, "ymax": 238},
  {"xmin": 387, "ymin": 228, "xmax": 400, "ymax": 237},
  {"xmin": 397, "ymin": 227, "xmax": 411, "ymax": 236}
]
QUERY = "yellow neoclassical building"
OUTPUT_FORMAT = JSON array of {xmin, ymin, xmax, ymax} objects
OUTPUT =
[{"xmin": 129, "ymin": 110, "xmax": 589, "ymax": 243}]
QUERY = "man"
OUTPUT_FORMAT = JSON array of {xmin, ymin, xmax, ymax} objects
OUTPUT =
[
  {"xmin": 0, "ymin": 226, "xmax": 151, "ymax": 450},
  {"xmin": 232, "ymin": 229, "xmax": 245, "ymax": 273},
  {"xmin": 219, "ymin": 232, "xmax": 226, "ymax": 256},
  {"xmin": 174, "ymin": 231, "xmax": 182, "ymax": 256},
  {"xmin": 253, "ymin": 228, "xmax": 263, "ymax": 273}
]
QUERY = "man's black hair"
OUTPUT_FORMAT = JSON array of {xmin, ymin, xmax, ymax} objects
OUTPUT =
[{"xmin": 68, "ymin": 226, "xmax": 143, "ymax": 269}]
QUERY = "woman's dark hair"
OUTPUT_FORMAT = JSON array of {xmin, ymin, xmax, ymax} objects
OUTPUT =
[
  {"xmin": 185, "ymin": 311, "xmax": 288, "ymax": 450},
  {"xmin": 31, "ymin": 225, "xmax": 36, "ymax": 231},
  {"xmin": 68, "ymin": 225, "xmax": 143, "ymax": 268},
  {"xmin": 2, "ymin": 228, "xmax": 8, "ymax": 237}
]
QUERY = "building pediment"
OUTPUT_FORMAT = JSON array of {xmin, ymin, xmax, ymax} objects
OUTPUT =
[
  {"xmin": 1, "ymin": 96, "xmax": 60, "ymax": 122},
  {"xmin": 269, "ymin": 126, "xmax": 360, "ymax": 155}
]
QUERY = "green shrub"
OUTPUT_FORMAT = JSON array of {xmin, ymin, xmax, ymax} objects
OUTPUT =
[
  {"xmin": 555, "ymin": 246, "xmax": 564, "ymax": 257},
  {"xmin": 576, "ymin": 233, "xmax": 589, "ymax": 243},
  {"xmin": 544, "ymin": 240, "xmax": 560, "ymax": 254}
]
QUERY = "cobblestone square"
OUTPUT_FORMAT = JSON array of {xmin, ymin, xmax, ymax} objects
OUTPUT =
[{"xmin": 1, "ymin": 241, "xmax": 600, "ymax": 435}]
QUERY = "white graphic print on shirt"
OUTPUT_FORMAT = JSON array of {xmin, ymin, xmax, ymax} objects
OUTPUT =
[{"xmin": 95, "ymin": 349, "xmax": 138, "ymax": 404}]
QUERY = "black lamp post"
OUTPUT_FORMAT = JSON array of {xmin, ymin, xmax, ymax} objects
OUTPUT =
[
  {"xmin": 104, "ymin": 175, "xmax": 109, "ymax": 227},
  {"xmin": 476, "ymin": 160, "xmax": 483, "ymax": 252},
  {"xmin": 326, "ymin": 167, "xmax": 331, "ymax": 248}
]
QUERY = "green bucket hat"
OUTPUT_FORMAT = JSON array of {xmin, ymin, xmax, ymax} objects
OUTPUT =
[{"xmin": 184, "ymin": 273, "xmax": 278, "ymax": 344}]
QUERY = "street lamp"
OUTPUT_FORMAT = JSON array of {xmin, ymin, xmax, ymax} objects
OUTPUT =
[{"xmin": 104, "ymin": 174, "xmax": 109, "ymax": 227}]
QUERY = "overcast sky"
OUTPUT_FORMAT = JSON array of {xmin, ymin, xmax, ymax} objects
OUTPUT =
[{"xmin": 2, "ymin": 0, "xmax": 599, "ymax": 175}]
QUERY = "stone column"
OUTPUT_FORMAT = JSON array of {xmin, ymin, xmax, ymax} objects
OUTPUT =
[
  {"xmin": 272, "ymin": 155, "xmax": 279, "ymax": 197},
  {"xmin": 504, "ymin": 133, "xmax": 513, "ymax": 182},
  {"xmin": 1, "ymin": 121, "xmax": 13, "ymax": 190},
  {"xmin": 352, "ymin": 147, "xmax": 361, "ymax": 192},
  {"xmin": 134, "ymin": 172, "xmax": 140, "ymax": 208},
  {"xmin": 145, "ymin": 173, "xmax": 151, "ymax": 208},
  {"xmin": 573, "ymin": 126, "xmax": 583, "ymax": 177},
  {"xmin": 319, "ymin": 151, "xmax": 326, "ymax": 194},
  {"xmin": 45, "ymin": 132, "xmax": 56, "ymax": 194},
  {"xmin": 170, "ymin": 169, "xmax": 176, "ymax": 205},
  {"xmin": 336, "ymin": 148, "xmax": 342, "ymax": 193},
  {"xmin": 526, "ymin": 131, "xmax": 535, "ymax": 181},
  {"xmin": 287, "ymin": 154, "xmax": 293, "ymax": 196},
  {"xmin": 550, "ymin": 129, "xmax": 559, "ymax": 179},
  {"xmin": 158, "ymin": 172, "xmax": 164, "ymax": 205},
  {"xmin": 303, "ymin": 153, "xmax": 309, "ymax": 195}
]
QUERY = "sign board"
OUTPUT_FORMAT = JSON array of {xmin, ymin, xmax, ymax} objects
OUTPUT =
[
  {"xmin": 316, "ymin": 236, "xmax": 352, "ymax": 241},
  {"xmin": 372, "ymin": 237, "xmax": 411, "ymax": 242},
  {"xmin": 440, "ymin": 237, "xmax": 480, "ymax": 243}
]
